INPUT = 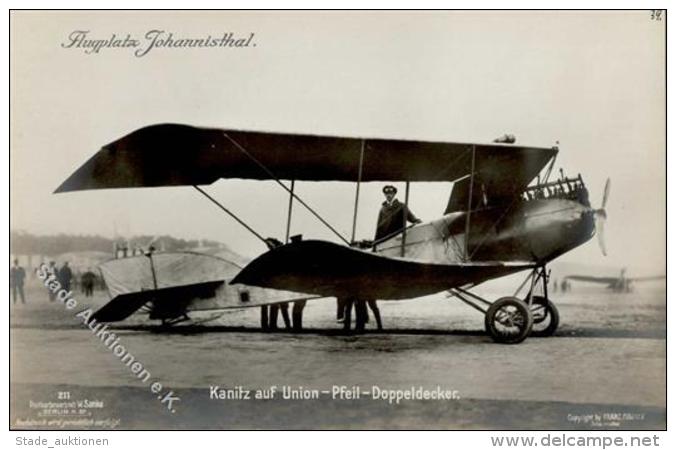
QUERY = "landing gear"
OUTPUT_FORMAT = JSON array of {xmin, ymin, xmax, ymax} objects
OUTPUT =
[
  {"xmin": 484, "ymin": 297, "xmax": 533, "ymax": 344},
  {"xmin": 529, "ymin": 295, "xmax": 559, "ymax": 337},
  {"xmin": 448, "ymin": 264, "xmax": 560, "ymax": 343},
  {"xmin": 520, "ymin": 265, "xmax": 559, "ymax": 337}
]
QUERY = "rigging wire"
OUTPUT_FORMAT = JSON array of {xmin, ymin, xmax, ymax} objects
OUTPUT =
[
  {"xmin": 222, "ymin": 132, "xmax": 351, "ymax": 245},
  {"xmin": 192, "ymin": 185, "xmax": 270, "ymax": 247}
]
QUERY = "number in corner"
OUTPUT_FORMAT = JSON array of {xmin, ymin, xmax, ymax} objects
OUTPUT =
[{"xmin": 650, "ymin": 10, "xmax": 664, "ymax": 21}]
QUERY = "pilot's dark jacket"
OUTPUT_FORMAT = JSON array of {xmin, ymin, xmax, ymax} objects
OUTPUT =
[{"xmin": 375, "ymin": 199, "xmax": 420, "ymax": 241}]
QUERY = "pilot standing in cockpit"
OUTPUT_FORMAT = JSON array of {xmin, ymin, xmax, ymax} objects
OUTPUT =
[
  {"xmin": 338, "ymin": 185, "xmax": 420, "ymax": 333},
  {"xmin": 374, "ymin": 185, "xmax": 422, "ymax": 241}
]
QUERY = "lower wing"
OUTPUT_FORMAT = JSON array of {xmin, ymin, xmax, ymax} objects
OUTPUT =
[{"xmin": 231, "ymin": 239, "xmax": 533, "ymax": 300}]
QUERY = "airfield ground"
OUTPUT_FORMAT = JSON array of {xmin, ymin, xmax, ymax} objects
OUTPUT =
[{"xmin": 10, "ymin": 282, "xmax": 666, "ymax": 429}]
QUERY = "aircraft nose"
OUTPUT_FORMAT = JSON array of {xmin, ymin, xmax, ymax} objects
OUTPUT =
[
  {"xmin": 557, "ymin": 203, "xmax": 595, "ymax": 242},
  {"xmin": 521, "ymin": 200, "xmax": 596, "ymax": 261},
  {"xmin": 563, "ymin": 203, "xmax": 592, "ymax": 224},
  {"xmin": 577, "ymin": 205, "xmax": 595, "ymax": 222},
  {"xmin": 573, "ymin": 204, "xmax": 597, "ymax": 245}
]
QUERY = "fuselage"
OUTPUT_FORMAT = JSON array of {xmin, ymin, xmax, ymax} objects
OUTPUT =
[
  {"xmin": 232, "ymin": 178, "xmax": 599, "ymax": 300},
  {"xmin": 375, "ymin": 186, "xmax": 595, "ymax": 267}
]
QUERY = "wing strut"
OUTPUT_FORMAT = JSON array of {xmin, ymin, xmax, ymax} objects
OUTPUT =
[
  {"xmin": 222, "ymin": 132, "xmax": 351, "ymax": 245},
  {"xmin": 464, "ymin": 145, "xmax": 476, "ymax": 261},
  {"xmin": 350, "ymin": 140, "xmax": 365, "ymax": 242},
  {"xmin": 285, "ymin": 180, "xmax": 295, "ymax": 243},
  {"xmin": 401, "ymin": 181, "xmax": 410, "ymax": 257},
  {"xmin": 542, "ymin": 150, "xmax": 557, "ymax": 183},
  {"xmin": 469, "ymin": 194, "xmax": 521, "ymax": 260}
]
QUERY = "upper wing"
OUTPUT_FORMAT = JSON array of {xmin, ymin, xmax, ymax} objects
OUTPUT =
[
  {"xmin": 231, "ymin": 239, "xmax": 533, "ymax": 300},
  {"xmin": 55, "ymin": 123, "xmax": 557, "ymax": 193},
  {"xmin": 565, "ymin": 275, "xmax": 617, "ymax": 284}
]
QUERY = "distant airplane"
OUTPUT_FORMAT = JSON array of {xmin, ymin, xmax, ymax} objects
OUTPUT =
[{"xmin": 565, "ymin": 268, "xmax": 665, "ymax": 293}]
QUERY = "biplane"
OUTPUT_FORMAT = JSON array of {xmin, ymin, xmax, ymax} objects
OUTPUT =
[
  {"xmin": 565, "ymin": 268, "xmax": 665, "ymax": 293},
  {"xmin": 56, "ymin": 123, "xmax": 609, "ymax": 343}
]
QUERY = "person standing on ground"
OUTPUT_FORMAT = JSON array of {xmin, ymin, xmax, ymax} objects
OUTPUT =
[
  {"xmin": 47, "ymin": 261, "xmax": 58, "ymax": 301},
  {"xmin": 81, "ymin": 268, "xmax": 96, "ymax": 297},
  {"xmin": 10, "ymin": 259, "xmax": 26, "ymax": 304},
  {"xmin": 58, "ymin": 262, "xmax": 73, "ymax": 292},
  {"xmin": 367, "ymin": 299, "xmax": 383, "ymax": 331}
]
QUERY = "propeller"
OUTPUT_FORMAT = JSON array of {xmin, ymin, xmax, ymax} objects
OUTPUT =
[{"xmin": 593, "ymin": 178, "xmax": 610, "ymax": 256}]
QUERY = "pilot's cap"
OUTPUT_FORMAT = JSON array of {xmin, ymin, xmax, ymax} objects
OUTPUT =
[{"xmin": 382, "ymin": 185, "xmax": 397, "ymax": 195}]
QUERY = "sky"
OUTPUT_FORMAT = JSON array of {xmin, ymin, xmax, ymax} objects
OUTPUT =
[{"xmin": 10, "ymin": 11, "xmax": 666, "ymax": 273}]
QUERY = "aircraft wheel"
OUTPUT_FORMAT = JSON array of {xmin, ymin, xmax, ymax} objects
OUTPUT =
[
  {"xmin": 485, "ymin": 297, "xmax": 533, "ymax": 344},
  {"xmin": 528, "ymin": 295, "xmax": 559, "ymax": 337}
]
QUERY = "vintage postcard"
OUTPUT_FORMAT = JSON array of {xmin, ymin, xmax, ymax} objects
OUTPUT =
[{"xmin": 9, "ymin": 10, "xmax": 666, "ymax": 431}]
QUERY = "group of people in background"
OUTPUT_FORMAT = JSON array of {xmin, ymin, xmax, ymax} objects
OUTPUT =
[
  {"xmin": 551, "ymin": 279, "xmax": 571, "ymax": 293},
  {"xmin": 10, "ymin": 259, "xmax": 102, "ymax": 305},
  {"xmin": 44, "ymin": 261, "xmax": 72, "ymax": 301},
  {"xmin": 45, "ymin": 261, "xmax": 101, "ymax": 300}
]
